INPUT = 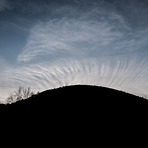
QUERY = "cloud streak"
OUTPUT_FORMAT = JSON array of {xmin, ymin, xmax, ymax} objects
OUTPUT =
[
  {"xmin": 18, "ymin": 7, "xmax": 148, "ymax": 63},
  {"xmin": 1, "ymin": 56, "xmax": 148, "ymax": 102},
  {"xmin": 18, "ymin": 18, "xmax": 123, "ymax": 62},
  {"xmin": 0, "ymin": 0, "xmax": 148, "ymax": 102}
]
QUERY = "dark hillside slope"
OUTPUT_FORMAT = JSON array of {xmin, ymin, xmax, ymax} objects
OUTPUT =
[
  {"xmin": 1, "ymin": 85, "xmax": 148, "ymax": 137},
  {"xmin": 1, "ymin": 85, "xmax": 148, "ymax": 114}
]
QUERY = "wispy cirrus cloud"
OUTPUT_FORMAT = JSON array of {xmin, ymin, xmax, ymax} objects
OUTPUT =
[
  {"xmin": 1, "ymin": 56, "xmax": 148, "ymax": 102},
  {"xmin": 17, "ymin": 20, "xmax": 124, "ymax": 62},
  {"xmin": 17, "ymin": 2, "xmax": 130, "ymax": 63},
  {"xmin": 14, "ymin": 2, "xmax": 148, "ymax": 100},
  {"xmin": 18, "ymin": 16, "xmax": 148, "ymax": 63},
  {"xmin": 1, "ymin": 0, "xmax": 148, "ymax": 102}
]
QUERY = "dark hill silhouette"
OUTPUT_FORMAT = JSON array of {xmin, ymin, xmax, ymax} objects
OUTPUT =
[
  {"xmin": 1, "ymin": 85, "xmax": 148, "ymax": 114},
  {"xmin": 1, "ymin": 85, "xmax": 148, "ymax": 142}
]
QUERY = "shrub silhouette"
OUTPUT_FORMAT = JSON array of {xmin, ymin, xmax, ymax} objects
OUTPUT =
[{"xmin": 6, "ymin": 87, "xmax": 34, "ymax": 104}]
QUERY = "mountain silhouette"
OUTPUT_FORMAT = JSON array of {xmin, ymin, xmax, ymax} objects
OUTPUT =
[
  {"xmin": 1, "ymin": 85, "xmax": 148, "ymax": 114},
  {"xmin": 1, "ymin": 85, "xmax": 148, "ymax": 140}
]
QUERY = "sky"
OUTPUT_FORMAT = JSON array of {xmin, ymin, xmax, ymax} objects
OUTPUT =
[{"xmin": 0, "ymin": 0, "xmax": 148, "ymax": 102}]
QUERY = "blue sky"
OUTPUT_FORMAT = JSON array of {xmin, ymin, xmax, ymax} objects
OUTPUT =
[{"xmin": 0, "ymin": 0, "xmax": 148, "ymax": 102}]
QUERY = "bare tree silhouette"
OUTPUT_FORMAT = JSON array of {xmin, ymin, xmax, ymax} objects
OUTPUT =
[{"xmin": 6, "ymin": 87, "xmax": 34, "ymax": 104}]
